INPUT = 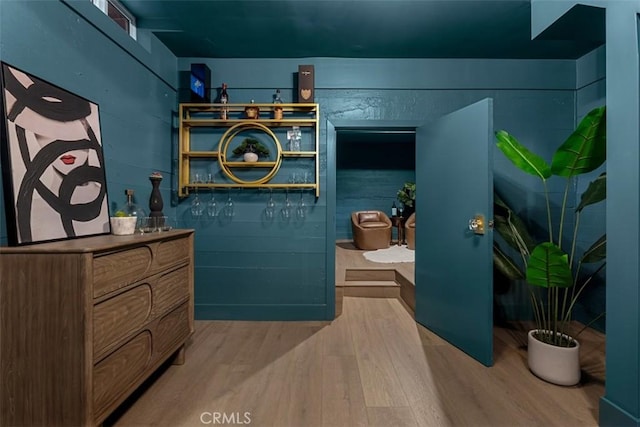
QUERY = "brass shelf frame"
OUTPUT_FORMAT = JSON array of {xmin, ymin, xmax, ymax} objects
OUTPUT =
[{"xmin": 178, "ymin": 103, "xmax": 320, "ymax": 197}]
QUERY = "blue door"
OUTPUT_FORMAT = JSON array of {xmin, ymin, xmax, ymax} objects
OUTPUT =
[{"xmin": 414, "ymin": 98, "xmax": 494, "ymax": 366}]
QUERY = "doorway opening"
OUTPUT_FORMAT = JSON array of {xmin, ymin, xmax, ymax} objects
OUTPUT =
[{"xmin": 334, "ymin": 128, "xmax": 416, "ymax": 314}]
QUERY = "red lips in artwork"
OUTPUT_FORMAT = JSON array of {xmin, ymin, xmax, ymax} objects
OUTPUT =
[{"xmin": 60, "ymin": 155, "xmax": 76, "ymax": 165}]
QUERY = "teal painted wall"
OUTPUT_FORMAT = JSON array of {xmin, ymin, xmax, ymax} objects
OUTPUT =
[
  {"xmin": 600, "ymin": 4, "xmax": 640, "ymax": 425},
  {"xmin": 335, "ymin": 168, "xmax": 415, "ymax": 240},
  {"xmin": 0, "ymin": 1, "xmax": 602, "ymax": 332},
  {"xmin": 0, "ymin": 0, "xmax": 178, "ymax": 246},
  {"xmin": 177, "ymin": 57, "xmax": 577, "ymax": 321},
  {"xmin": 534, "ymin": 1, "xmax": 640, "ymax": 424}
]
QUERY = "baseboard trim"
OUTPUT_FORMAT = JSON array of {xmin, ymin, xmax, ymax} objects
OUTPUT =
[
  {"xmin": 195, "ymin": 304, "xmax": 330, "ymax": 321},
  {"xmin": 600, "ymin": 397, "xmax": 640, "ymax": 426}
]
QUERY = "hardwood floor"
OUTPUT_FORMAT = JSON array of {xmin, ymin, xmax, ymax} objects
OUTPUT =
[
  {"xmin": 335, "ymin": 241, "xmax": 414, "ymax": 287},
  {"xmin": 108, "ymin": 244, "xmax": 605, "ymax": 427}
]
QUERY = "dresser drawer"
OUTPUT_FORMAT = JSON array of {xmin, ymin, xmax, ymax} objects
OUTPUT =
[
  {"xmin": 93, "ymin": 284, "xmax": 152, "ymax": 358},
  {"xmin": 93, "ymin": 264, "xmax": 189, "ymax": 357},
  {"xmin": 150, "ymin": 266, "xmax": 190, "ymax": 319},
  {"xmin": 93, "ymin": 330, "xmax": 152, "ymax": 420},
  {"xmin": 93, "ymin": 246, "xmax": 153, "ymax": 298},
  {"xmin": 155, "ymin": 302, "xmax": 191, "ymax": 358},
  {"xmin": 152, "ymin": 237, "xmax": 191, "ymax": 274}
]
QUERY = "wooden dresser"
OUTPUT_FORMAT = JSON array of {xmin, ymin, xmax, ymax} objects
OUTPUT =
[{"xmin": 0, "ymin": 229, "xmax": 195, "ymax": 426}]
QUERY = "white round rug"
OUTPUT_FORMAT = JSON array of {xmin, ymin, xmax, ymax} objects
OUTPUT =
[{"xmin": 363, "ymin": 245, "xmax": 415, "ymax": 263}]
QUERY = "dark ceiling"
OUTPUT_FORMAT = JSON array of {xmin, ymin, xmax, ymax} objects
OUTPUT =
[{"xmin": 120, "ymin": 0, "xmax": 604, "ymax": 59}]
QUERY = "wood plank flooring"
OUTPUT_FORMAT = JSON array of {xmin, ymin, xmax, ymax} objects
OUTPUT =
[
  {"xmin": 107, "ymin": 243, "xmax": 605, "ymax": 427},
  {"xmin": 335, "ymin": 241, "xmax": 414, "ymax": 287}
]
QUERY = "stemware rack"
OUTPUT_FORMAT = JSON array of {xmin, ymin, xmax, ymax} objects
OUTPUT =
[{"xmin": 178, "ymin": 102, "xmax": 320, "ymax": 198}]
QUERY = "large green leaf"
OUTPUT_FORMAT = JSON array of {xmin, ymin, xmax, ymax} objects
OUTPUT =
[
  {"xmin": 551, "ymin": 106, "xmax": 606, "ymax": 177},
  {"xmin": 495, "ymin": 130, "xmax": 552, "ymax": 180},
  {"xmin": 493, "ymin": 193, "xmax": 536, "ymax": 253},
  {"xmin": 577, "ymin": 172, "xmax": 606, "ymax": 212},
  {"xmin": 581, "ymin": 234, "xmax": 606, "ymax": 264},
  {"xmin": 494, "ymin": 243, "xmax": 524, "ymax": 280},
  {"xmin": 526, "ymin": 242, "xmax": 573, "ymax": 288}
]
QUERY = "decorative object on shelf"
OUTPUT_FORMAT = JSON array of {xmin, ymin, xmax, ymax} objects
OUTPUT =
[
  {"xmin": 218, "ymin": 122, "xmax": 283, "ymax": 184},
  {"xmin": 493, "ymin": 105, "xmax": 606, "ymax": 386},
  {"xmin": 298, "ymin": 65, "xmax": 314, "ymax": 102},
  {"xmin": 232, "ymin": 137, "xmax": 270, "ymax": 162},
  {"xmin": 109, "ymin": 187, "xmax": 157, "ymax": 234},
  {"xmin": 110, "ymin": 210, "xmax": 137, "ymax": 236},
  {"xmin": 116, "ymin": 188, "xmax": 146, "ymax": 234},
  {"xmin": 397, "ymin": 181, "xmax": 415, "ymax": 218},
  {"xmin": 244, "ymin": 100, "xmax": 259, "ymax": 119},
  {"xmin": 219, "ymin": 83, "xmax": 229, "ymax": 119},
  {"xmin": 122, "ymin": 189, "xmax": 147, "ymax": 219},
  {"xmin": 190, "ymin": 63, "xmax": 211, "ymax": 103},
  {"xmin": 138, "ymin": 216, "xmax": 153, "ymax": 233},
  {"xmin": 273, "ymin": 89, "xmax": 283, "ymax": 120},
  {"xmin": 149, "ymin": 171, "xmax": 164, "ymax": 218},
  {"xmin": 139, "ymin": 215, "xmax": 172, "ymax": 233},
  {"xmin": 287, "ymin": 126, "xmax": 302, "ymax": 151},
  {"xmin": 0, "ymin": 62, "xmax": 110, "ymax": 245}
]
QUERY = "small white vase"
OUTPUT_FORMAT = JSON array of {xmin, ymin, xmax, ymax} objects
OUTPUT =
[
  {"xmin": 527, "ymin": 329, "xmax": 580, "ymax": 386},
  {"xmin": 243, "ymin": 152, "xmax": 259, "ymax": 162}
]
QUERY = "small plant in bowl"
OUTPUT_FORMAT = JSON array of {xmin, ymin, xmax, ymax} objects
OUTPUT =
[
  {"xmin": 232, "ymin": 137, "xmax": 270, "ymax": 162},
  {"xmin": 110, "ymin": 210, "xmax": 137, "ymax": 235}
]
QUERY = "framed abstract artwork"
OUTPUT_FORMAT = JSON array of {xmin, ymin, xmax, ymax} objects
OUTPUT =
[{"xmin": 0, "ymin": 62, "xmax": 110, "ymax": 245}]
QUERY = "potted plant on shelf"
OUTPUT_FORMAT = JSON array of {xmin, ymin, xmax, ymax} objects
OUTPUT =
[
  {"xmin": 397, "ymin": 181, "xmax": 416, "ymax": 217},
  {"xmin": 232, "ymin": 137, "xmax": 270, "ymax": 162},
  {"xmin": 493, "ymin": 105, "xmax": 606, "ymax": 386}
]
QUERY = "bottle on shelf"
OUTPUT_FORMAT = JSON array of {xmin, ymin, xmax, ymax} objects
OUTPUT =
[
  {"xmin": 273, "ymin": 89, "xmax": 283, "ymax": 120},
  {"xmin": 391, "ymin": 201, "xmax": 398, "ymax": 217},
  {"xmin": 122, "ymin": 189, "xmax": 146, "ymax": 219},
  {"xmin": 219, "ymin": 83, "xmax": 229, "ymax": 120}
]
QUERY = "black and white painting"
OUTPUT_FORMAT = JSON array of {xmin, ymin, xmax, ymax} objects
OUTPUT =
[{"xmin": 0, "ymin": 63, "xmax": 110, "ymax": 245}]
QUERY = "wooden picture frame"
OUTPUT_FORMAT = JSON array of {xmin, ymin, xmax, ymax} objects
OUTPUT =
[{"xmin": 0, "ymin": 62, "xmax": 110, "ymax": 245}]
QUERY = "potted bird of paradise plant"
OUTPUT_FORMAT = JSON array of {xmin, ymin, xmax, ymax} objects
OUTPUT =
[{"xmin": 493, "ymin": 105, "xmax": 606, "ymax": 386}]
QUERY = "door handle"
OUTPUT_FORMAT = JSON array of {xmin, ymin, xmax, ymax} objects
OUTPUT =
[{"xmin": 468, "ymin": 214, "xmax": 485, "ymax": 235}]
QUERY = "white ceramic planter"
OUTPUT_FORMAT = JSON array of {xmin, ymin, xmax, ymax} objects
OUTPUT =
[
  {"xmin": 528, "ymin": 330, "xmax": 580, "ymax": 386},
  {"xmin": 110, "ymin": 216, "xmax": 137, "ymax": 235},
  {"xmin": 243, "ymin": 152, "xmax": 259, "ymax": 162}
]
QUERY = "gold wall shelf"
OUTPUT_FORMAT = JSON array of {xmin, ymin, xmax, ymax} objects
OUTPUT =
[{"xmin": 178, "ymin": 103, "xmax": 320, "ymax": 197}]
